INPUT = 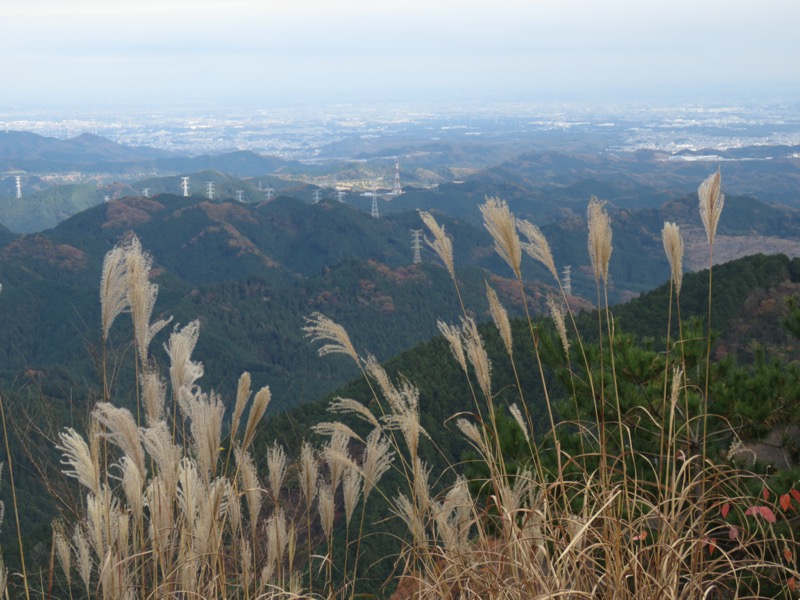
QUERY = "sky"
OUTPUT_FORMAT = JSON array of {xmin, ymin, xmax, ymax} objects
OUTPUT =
[{"xmin": 2, "ymin": 0, "xmax": 799, "ymax": 109}]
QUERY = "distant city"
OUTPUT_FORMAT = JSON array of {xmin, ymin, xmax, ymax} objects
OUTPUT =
[{"xmin": 2, "ymin": 100, "xmax": 799, "ymax": 160}]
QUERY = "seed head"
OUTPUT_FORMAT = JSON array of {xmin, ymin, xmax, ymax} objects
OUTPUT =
[
  {"xmin": 662, "ymin": 221, "xmax": 684, "ymax": 295},
  {"xmin": 419, "ymin": 211, "xmax": 455, "ymax": 279},
  {"xmin": 517, "ymin": 218, "xmax": 558, "ymax": 281},
  {"xmin": 587, "ymin": 196, "xmax": 613, "ymax": 284},
  {"xmin": 699, "ymin": 170, "xmax": 725, "ymax": 245},
  {"xmin": 480, "ymin": 197, "xmax": 522, "ymax": 278}
]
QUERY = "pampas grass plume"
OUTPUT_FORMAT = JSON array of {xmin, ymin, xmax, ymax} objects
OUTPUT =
[
  {"xmin": 419, "ymin": 210, "xmax": 456, "ymax": 279},
  {"xmin": 231, "ymin": 371, "xmax": 251, "ymax": 440},
  {"xmin": 303, "ymin": 312, "xmax": 359, "ymax": 364},
  {"xmin": 517, "ymin": 218, "xmax": 558, "ymax": 281},
  {"xmin": 546, "ymin": 294, "xmax": 570, "ymax": 355},
  {"xmin": 587, "ymin": 196, "xmax": 613, "ymax": 284},
  {"xmin": 699, "ymin": 170, "xmax": 725, "ymax": 245},
  {"xmin": 486, "ymin": 282, "xmax": 513, "ymax": 358},
  {"xmin": 241, "ymin": 385, "xmax": 271, "ymax": 451},
  {"xmin": 662, "ymin": 221, "xmax": 684, "ymax": 295},
  {"xmin": 480, "ymin": 197, "xmax": 522, "ymax": 278}
]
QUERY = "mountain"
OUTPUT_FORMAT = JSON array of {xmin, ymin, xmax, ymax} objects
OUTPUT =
[
  {"xmin": 0, "ymin": 194, "xmax": 519, "ymax": 411},
  {"xmin": 0, "ymin": 131, "xmax": 171, "ymax": 167}
]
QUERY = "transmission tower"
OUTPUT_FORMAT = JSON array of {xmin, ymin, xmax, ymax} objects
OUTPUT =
[
  {"xmin": 392, "ymin": 161, "xmax": 401, "ymax": 196},
  {"xmin": 14, "ymin": 176, "xmax": 22, "ymax": 199},
  {"xmin": 142, "ymin": 188, "xmax": 150, "ymax": 198},
  {"xmin": 313, "ymin": 189, "xmax": 321, "ymax": 204},
  {"xmin": 371, "ymin": 185, "xmax": 379, "ymax": 219},
  {"xmin": 206, "ymin": 182, "xmax": 215, "ymax": 200},
  {"xmin": 411, "ymin": 229, "xmax": 423, "ymax": 264},
  {"xmin": 181, "ymin": 177, "xmax": 190, "ymax": 197},
  {"xmin": 562, "ymin": 265, "xmax": 572, "ymax": 297},
  {"xmin": 265, "ymin": 188, "xmax": 274, "ymax": 201},
  {"xmin": 236, "ymin": 190, "xmax": 245, "ymax": 202},
  {"xmin": 336, "ymin": 189, "xmax": 345, "ymax": 203},
  {"xmin": 104, "ymin": 195, "xmax": 111, "ymax": 203}
]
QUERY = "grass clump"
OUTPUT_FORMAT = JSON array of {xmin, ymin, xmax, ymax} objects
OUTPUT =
[{"xmin": 0, "ymin": 172, "xmax": 796, "ymax": 598}]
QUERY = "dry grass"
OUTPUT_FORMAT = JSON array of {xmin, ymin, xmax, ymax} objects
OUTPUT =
[{"xmin": 0, "ymin": 172, "xmax": 794, "ymax": 599}]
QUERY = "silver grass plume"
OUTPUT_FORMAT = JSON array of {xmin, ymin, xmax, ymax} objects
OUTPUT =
[
  {"xmin": 176, "ymin": 458, "xmax": 201, "ymax": 543},
  {"xmin": 58, "ymin": 428, "xmax": 100, "ymax": 495},
  {"xmin": 323, "ymin": 429, "xmax": 352, "ymax": 494},
  {"xmin": 188, "ymin": 390, "xmax": 225, "ymax": 482},
  {"xmin": 303, "ymin": 312, "xmax": 359, "ymax": 364},
  {"xmin": 362, "ymin": 429, "xmax": 393, "ymax": 501},
  {"xmin": 117, "ymin": 455, "xmax": 145, "ymax": 523},
  {"xmin": 265, "ymin": 508, "xmax": 288, "ymax": 579},
  {"xmin": 235, "ymin": 448, "xmax": 263, "ymax": 528},
  {"xmin": 266, "ymin": 441, "xmax": 288, "ymax": 503},
  {"xmin": 699, "ymin": 170, "xmax": 725, "ymax": 245},
  {"xmin": 140, "ymin": 367, "xmax": 166, "ymax": 427},
  {"xmin": 587, "ymin": 196, "xmax": 613, "ymax": 284},
  {"xmin": 546, "ymin": 294, "xmax": 570, "ymax": 356},
  {"xmin": 517, "ymin": 218, "xmax": 558, "ymax": 281},
  {"xmin": 480, "ymin": 197, "xmax": 522, "ymax": 278},
  {"xmin": 140, "ymin": 423, "xmax": 181, "ymax": 499},
  {"xmin": 445, "ymin": 476, "xmax": 472, "ymax": 547},
  {"xmin": 93, "ymin": 402, "xmax": 146, "ymax": 480},
  {"xmin": 125, "ymin": 235, "xmax": 171, "ymax": 361},
  {"xmin": 313, "ymin": 421, "xmax": 363, "ymax": 444},
  {"xmin": 328, "ymin": 396, "xmax": 380, "ymax": 428},
  {"xmin": 230, "ymin": 371, "xmax": 251, "ymax": 441},
  {"xmin": 363, "ymin": 355, "xmax": 406, "ymax": 416},
  {"xmin": 419, "ymin": 210, "xmax": 455, "ymax": 279},
  {"xmin": 413, "ymin": 457, "xmax": 432, "ymax": 513},
  {"xmin": 486, "ymin": 282, "xmax": 513, "ymax": 358},
  {"xmin": 457, "ymin": 418, "xmax": 489, "ymax": 457},
  {"xmin": 670, "ymin": 366, "xmax": 684, "ymax": 414},
  {"xmin": 509, "ymin": 403, "xmax": 530, "ymax": 444},
  {"xmin": 343, "ymin": 466, "xmax": 363, "ymax": 528},
  {"xmin": 377, "ymin": 374, "xmax": 429, "ymax": 460},
  {"xmin": 239, "ymin": 538, "xmax": 253, "ymax": 592},
  {"xmin": 100, "ymin": 240, "xmax": 130, "ymax": 341},
  {"xmin": 318, "ymin": 482, "xmax": 335, "ymax": 542},
  {"xmin": 165, "ymin": 320, "xmax": 204, "ymax": 417},
  {"xmin": 53, "ymin": 521, "xmax": 72, "ymax": 586},
  {"xmin": 662, "ymin": 221, "xmax": 684, "ymax": 295},
  {"xmin": 227, "ymin": 482, "xmax": 242, "ymax": 535},
  {"xmin": 73, "ymin": 527, "xmax": 92, "ymax": 590},
  {"xmin": 437, "ymin": 320, "xmax": 468, "ymax": 374},
  {"xmin": 241, "ymin": 385, "xmax": 271, "ymax": 451},
  {"xmin": 394, "ymin": 493, "xmax": 425, "ymax": 543},
  {"xmin": 145, "ymin": 477, "xmax": 174, "ymax": 561},
  {"xmin": 299, "ymin": 441, "xmax": 320, "ymax": 506},
  {"xmin": 462, "ymin": 316, "xmax": 492, "ymax": 401}
]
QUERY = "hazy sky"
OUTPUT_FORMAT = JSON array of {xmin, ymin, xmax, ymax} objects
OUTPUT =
[{"xmin": 2, "ymin": 0, "xmax": 799, "ymax": 109}]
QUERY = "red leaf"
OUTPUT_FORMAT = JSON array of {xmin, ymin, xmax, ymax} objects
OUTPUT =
[
  {"xmin": 791, "ymin": 489, "xmax": 800, "ymax": 504},
  {"xmin": 702, "ymin": 537, "xmax": 716, "ymax": 555},
  {"xmin": 728, "ymin": 526, "xmax": 739, "ymax": 540},
  {"xmin": 784, "ymin": 548, "xmax": 793, "ymax": 563},
  {"xmin": 632, "ymin": 530, "xmax": 648, "ymax": 542},
  {"xmin": 721, "ymin": 503, "xmax": 731, "ymax": 519},
  {"xmin": 781, "ymin": 493, "xmax": 793, "ymax": 512},
  {"xmin": 744, "ymin": 505, "xmax": 777, "ymax": 523},
  {"xmin": 759, "ymin": 506, "xmax": 777, "ymax": 523},
  {"xmin": 789, "ymin": 577, "xmax": 797, "ymax": 592},
  {"xmin": 763, "ymin": 487, "xmax": 770, "ymax": 501}
]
